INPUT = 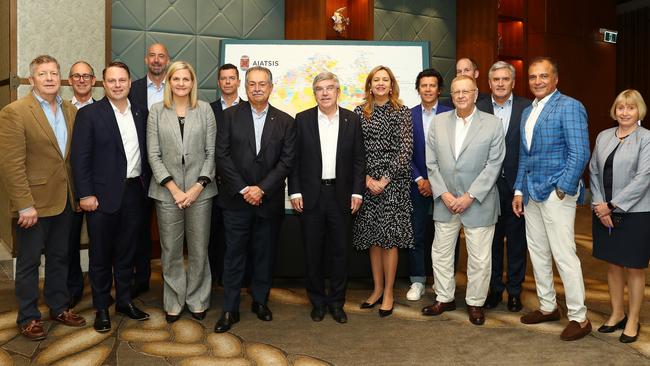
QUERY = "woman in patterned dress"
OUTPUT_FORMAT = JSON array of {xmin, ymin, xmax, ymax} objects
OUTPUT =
[{"xmin": 353, "ymin": 65, "xmax": 414, "ymax": 316}]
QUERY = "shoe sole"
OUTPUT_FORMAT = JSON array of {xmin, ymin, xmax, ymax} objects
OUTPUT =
[
  {"xmin": 94, "ymin": 327, "xmax": 111, "ymax": 333},
  {"xmin": 23, "ymin": 334, "xmax": 46, "ymax": 341}
]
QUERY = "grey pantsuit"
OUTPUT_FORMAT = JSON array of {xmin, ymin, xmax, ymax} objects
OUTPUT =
[{"xmin": 147, "ymin": 100, "xmax": 218, "ymax": 314}]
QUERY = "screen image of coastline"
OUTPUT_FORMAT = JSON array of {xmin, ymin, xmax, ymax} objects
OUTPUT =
[{"xmin": 221, "ymin": 41, "xmax": 429, "ymax": 117}]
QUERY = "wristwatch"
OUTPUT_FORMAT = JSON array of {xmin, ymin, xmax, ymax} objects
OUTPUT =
[
  {"xmin": 607, "ymin": 201, "xmax": 615, "ymax": 210},
  {"xmin": 555, "ymin": 187, "xmax": 566, "ymax": 200},
  {"xmin": 197, "ymin": 179, "xmax": 208, "ymax": 188}
]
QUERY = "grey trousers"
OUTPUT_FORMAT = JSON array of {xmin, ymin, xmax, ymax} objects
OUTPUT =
[{"xmin": 155, "ymin": 198, "xmax": 212, "ymax": 314}]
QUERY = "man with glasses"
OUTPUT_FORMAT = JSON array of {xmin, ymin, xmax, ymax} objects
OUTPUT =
[
  {"xmin": 214, "ymin": 66, "xmax": 295, "ymax": 333},
  {"xmin": 67, "ymin": 60, "xmax": 97, "ymax": 309},
  {"xmin": 72, "ymin": 61, "xmax": 151, "ymax": 332},
  {"xmin": 421, "ymin": 75, "xmax": 505, "ymax": 326},
  {"xmin": 0, "ymin": 55, "xmax": 86, "ymax": 340},
  {"xmin": 288, "ymin": 72, "xmax": 365, "ymax": 323}
]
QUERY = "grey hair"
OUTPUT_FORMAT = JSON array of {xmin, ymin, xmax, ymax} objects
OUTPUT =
[
  {"xmin": 312, "ymin": 71, "xmax": 340, "ymax": 92},
  {"xmin": 245, "ymin": 66, "xmax": 273, "ymax": 84},
  {"xmin": 488, "ymin": 61, "xmax": 515, "ymax": 80}
]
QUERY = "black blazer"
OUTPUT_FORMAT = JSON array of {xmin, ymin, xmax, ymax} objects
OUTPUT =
[
  {"xmin": 210, "ymin": 97, "xmax": 241, "ymax": 128},
  {"xmin": 215, "ymin": 101, "xmax": 296, "ymax": 217},
  {"xmin": 476, "ymin": 94, "xmax": 532, "ymax": 191},
  {"xmin": 71, "ymin": 97, "xmax": 151, "ymax": 213},
  {"xmin": 128, "ymin": 77, "xmax": 149, "ymax": 120},
  {"xmin": 288, "ymin": 106, "xmax": 365, "ymax": 213}
]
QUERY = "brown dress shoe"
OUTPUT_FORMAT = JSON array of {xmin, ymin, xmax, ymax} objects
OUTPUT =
[
  {"xmin": 560, "ymin": 320, "xmax": 592, "ymax": 341},
  {"xmin": 422, "ymin": 300, "xmax": 456, "ymax": 316},
  {"xmin": 467, "ymin": 306, "xmax": 485, "ymax": 325},
  {"xmin": 21, "ymin": 319, "xmax": 46, "ymax": 341},
  {"xmin": 52, "ymin": 310, "xmax": 87, "ymax": 327},
  {"xmin": 520, "ymin": 308, "xmax": 561, "ymax": 324}
]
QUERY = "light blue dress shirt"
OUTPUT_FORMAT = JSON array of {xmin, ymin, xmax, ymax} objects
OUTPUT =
[
  {"xmin": 492, "ymin": 94, "xmax": 513, "ymax": 133},
  {"xmin": 252, "ymin": 104, "xmax": 269, "ymax": 155},
  {"xmin": 33, "ymin": 92, "xmax": 66, "ymax": 155},
  {"xmin": 147, "ymin": 77, "xmax": 165, "ymax": 110}
]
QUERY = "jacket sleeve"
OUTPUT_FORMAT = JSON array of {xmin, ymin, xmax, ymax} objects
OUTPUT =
[
  {"xmin": 557, "ymin": 99, "xmax": 590, "ymax": 194},
  {"xmin": 611, "ymin": 134, "xmax": 650, "ymax": 211},
  {"xmin": 146, "ymin": 105, "xmax": 172, "ymax": 185},
  {"xmin": 70, "ymin": 107, "xmax": 95, "ymax": 199},
  {"xmin": 199, "ymin": 103, "xmax": 217, "ymax": 180},
  {"xmin": 467, "ymin": 119, "xmax": 506, "ymax": 202},
  {"xmin": 0, "ymin": 105, "xmax": 33, "ymax": 210},
  {"xmin": 215, "ymin": 107, "xmax": 248, "ymax": 195}
]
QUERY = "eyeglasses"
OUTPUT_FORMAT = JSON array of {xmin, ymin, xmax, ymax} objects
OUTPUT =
[
  {"xmin": 450, "ymin": 89, "xmax": 477, "ymax": 97},
  {"xmin": 314, "ymin": 85, "xmax": 338, "ymax": 94},
  {"xmin": 70, "ymin": 73, "xmax": 94, "ymax": 81}
]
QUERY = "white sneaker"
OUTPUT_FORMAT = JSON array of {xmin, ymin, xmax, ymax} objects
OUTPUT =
[{"xmin": 406, "ymin": 282, "xmax": 425, "ymax": 301}]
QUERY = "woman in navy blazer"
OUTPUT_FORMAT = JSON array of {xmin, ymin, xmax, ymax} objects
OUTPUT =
[
  {"xmin": 147, "ymin": 61, "xmax": 217, "ymax": 323},
  {"xmin": 589, "ymin": 89, "xmax": 650, "ymax": 343}
]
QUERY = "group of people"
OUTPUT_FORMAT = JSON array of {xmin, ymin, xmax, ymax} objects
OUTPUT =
[{"xmin": 0, "ymin": 43, "xmax": 647, "ymax": 345}]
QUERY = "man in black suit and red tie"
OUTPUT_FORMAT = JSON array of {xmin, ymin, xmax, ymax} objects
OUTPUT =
[
  {"xmin": 71, "ymin": 61, "xmax": 152, "ymax": 332},
  {"xmin": 214, "ymin": 66, "xmax": 296, "ymax": 333},
  {"xmin": 476, "ymin": 61, "xmax": 531, "ymax": 312},
  {"xmin": 289, "ymin": 72, "xmax": 365, "ymax": 323}
]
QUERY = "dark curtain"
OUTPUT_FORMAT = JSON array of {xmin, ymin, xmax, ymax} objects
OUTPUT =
[{"xmin": 617, "ymin": 7, "xmax": 650, "ymax": 101}]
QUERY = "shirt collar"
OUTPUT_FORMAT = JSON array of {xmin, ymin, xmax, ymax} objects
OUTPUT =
[
  {"xmin": 33, "ymin": 91, "xmax": 62, "ymax": 106},
  {"xmin": 455, "ymin": 106, "xmax": 477, "ymax": 122},
  {"xmin": 109, "ymin": 99, "xmax": 132, "ymax": 115},
  {"xmin": 491, "ymin": 94, "xmax": 513, "ymax": 108},
  {"xmin": 317, "ymin": 106, "xmax": 339, "ymax": 121},
  {"xmin": 252, "ymin": 104, "xmax": 269, "ymax": 118},
  {"xmin": 71, "ymin": 95, "xmax": 93, "ymax": 106},
  {"xmin": 147, "ymin": 76, "xmax": 165, "ymax": 88},
  {"xmin": 533, "ymin": 89, "xmax": 557, "ymax": 107},
  {"xmin": 422, "ymin": 102, "xmax": 439, "ymax": 114},
  {"xmin": 221, "ymin": 96, "xmax": 239, "ymax": 108}
]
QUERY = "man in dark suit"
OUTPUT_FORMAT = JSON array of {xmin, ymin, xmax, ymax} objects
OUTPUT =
[
  {"xmin": 127, "ymin": 43, "xmax": 170, "ymax": 298},
  {"xmin": 407, "ymin": 68, "xmax": 452, "ymax": 301},
  {"xmin": 476, "ymin": 61, "xmax": 531, "ymax": 312},
  {"xmin": 0, "ymin": 55, "xmax": 86, "ymax": 341},
  {"xmin": 208, "ymin": 63, "xmax": 242, "ymax": 285},
  {"xmin": 72, "ymin": 61, "xmax": 151, "ymax": 333},
  {"xmin": 214, "ymin": 66, "xmax": 296, "ymax": 333},
  {"xmin": 288, "ymin": 72, "xmax": 365, "ymax": 323},
  {"xmin": 66, "ymin": 60, "xmax": 97, "ymax": 309}
]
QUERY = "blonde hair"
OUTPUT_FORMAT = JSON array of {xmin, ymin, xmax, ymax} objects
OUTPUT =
[
  {"xmin": 163, "ymin": 61, "xmax": 198, "ymax": 109},
  {"xmin": 361, "ymin": 65, "xmax": 402, "ymax": 119},
  {"xmin": 610, "ymin": 89, "xmax": 646, "ymax": 121}
]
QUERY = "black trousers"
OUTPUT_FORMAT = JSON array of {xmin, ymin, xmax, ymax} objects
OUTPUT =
[
  {"xmin": 133, "ymin": 198, "xmax": 153, "ymax": 287},
  {"xmin": 208, "ymin": 200, "xmax": 226, "ymax": 283},
  {"xmin": 221, "ymin": 207, "xmax": 281, "ymax": 312},
  {"xmin": 87, "ymin": 180, "xmax": 144, "ymax": 309},
  {"xmin": 490, "ymin": 178, "xmax": 527, "ymax": 295},
  {"xmin": 67, "ymin": 210, "xmax": 85, "ymax": 299},
  {"xmin": 300, "ymin": 185, "xmax": 350, "ymax": 309},
  {"xmin": 15, "ymin": 201, "xmax": 73, "ymax": 326}
]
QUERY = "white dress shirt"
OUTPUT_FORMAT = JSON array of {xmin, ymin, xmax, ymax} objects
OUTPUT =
[
  {"xmin": 220, "ymin": 96, "xmax": 239, "ymax": 110},
  {"xmin": 524, "ymin": 90, "xmax": 556, "ymax": 150},
  {"xmin": 454, "ymin": 107, "xmax": 477, "ymax": 160},
  {"xmin": 71, "ymin": 96, "xmax": 94, "ymax": 110},
  {"xmin": 109, "ymin": 100, "xmax": 142, "ymax": 178},
  {"xmin": 317, "ymin": 107, "xmax": 339, "ymax": 180}
]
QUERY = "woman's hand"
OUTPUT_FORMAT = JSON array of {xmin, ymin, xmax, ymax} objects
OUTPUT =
[{"xmin": 182, "ymin": 183, "xmax": 204, "ymax": 208}]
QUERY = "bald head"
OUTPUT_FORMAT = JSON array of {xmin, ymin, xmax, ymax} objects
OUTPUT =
[
  {"xmin": 456, "ymin": 57, "xmax": 479, "ymax": 80},
  {"xmin": 145, "ymin": 43, "xmax": 170, "ymax": 77}
]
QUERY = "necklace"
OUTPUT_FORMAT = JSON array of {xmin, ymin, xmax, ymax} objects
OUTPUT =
[{"xmin": 615, "ymin": 127, "xmax": 636, "ymax": 142}]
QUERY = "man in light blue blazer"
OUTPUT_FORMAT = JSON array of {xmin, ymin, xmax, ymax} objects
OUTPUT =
[
  {"xmin": 513, "ymin": 57, "xmax": 592, "ymax": 341},
  {"xmin": 421, "ymin": 75, "xmax": 505, "ymax": 326}
]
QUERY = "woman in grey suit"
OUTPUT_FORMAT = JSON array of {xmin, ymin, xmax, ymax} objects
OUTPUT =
[
  {"xmin": 147, "ymin": 61, "xmax": 217, "ymax": 323},
  {"xmin": 590, "ymin": 89, "xmax": 649, "ymax": 343}
]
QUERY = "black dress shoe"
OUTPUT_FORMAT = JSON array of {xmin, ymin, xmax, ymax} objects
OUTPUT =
[
  {"xmin": 166, "ymin": 313, "xmax": 181, "ymax": 323},
  {"xmin": 378, "ymin": 307, "xmax": 393, "ymax": 318},
  {"xmin": 130, "ymin": 282, "xmax": 150, "ymax": 299},
  {"xmin": 251, "ymin": 302, "xmax": 272, "ymax": 321},
  {"xmin": 507, "ymin": 294, "xmax": 523, "ymax": 312},
  {"xmin": 116, "ymin": 303, "xmax": 150, "ymax": 321},
  {"xmin": 190, "ymin": 310, "xmax": 207, "ymax": 321},
  {"xmin": 598, "ymin": 315, "xmax": 627, "ymax": 333},
  {"xmin": 214, "ymin": 312, "xmax": 240, "ymax": 333},
  {"xmin": 484, "ymin": 291, "xmax": 502, "ymax": 309},
  {"xmin": 310, "ymin": 306, "xmax": 326, "ymax": 322},
  {"xmin": 619, "ymin": 323, "xmax": 640, "ymax": 343},
  {"xmin": 360, "ymin": 296, "xmax": 383, "ymax": 309},
  {"xmin": 329, "ymin": 307, "xmax": 348, "ymax": 323},
  {"xmin": 93, "ymin": 309, "xmax": 111, "ymax": 333}
]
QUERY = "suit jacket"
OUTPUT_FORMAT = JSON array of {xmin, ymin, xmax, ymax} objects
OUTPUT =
[
  {"xmin": 476, "ymin": 95, "xmax": 532, "ymax": 191},
  {"xmin": 71, "ymin": 97, "xmax": 151, "ymax": 214},
  {"xmin": 215, "ymin": 101, "xmax": 296, "ymax": 217},
  {"xmin": 426, "ymin": 109, "xmax": 505, "ymax": 227},
  {"xmin": 589, "ymin": 126, "xmax": 650, "ymax": 213},
  {"xmin": 411, "ymin": 103, "xmax": 453, "ymax": 183},
  {"xmin": 210, "ymin": 97, "xmax": 241, "ymax": 127},
  {"xmin": 288, "ymin": 106, "xmax": 365, "ymax": 212},
  {"xmin": 147, "ymin": 100, "xmax": 218, "ymax": 202},
  {"xmin": 0, "ymin": 93, "xmax": 77, "ymax": 216},
  {"xmin": 128, "ymin": 77, "xmax": 149, "ymax": 120},
  {"xmin": 514, "ymin": 90, "xmax": 590, "ymax": 204}
]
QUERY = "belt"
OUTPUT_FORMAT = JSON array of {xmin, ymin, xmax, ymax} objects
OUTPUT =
[{"xmin": 321, "ymin": 179, "xmax": 336, "ymax": 186}]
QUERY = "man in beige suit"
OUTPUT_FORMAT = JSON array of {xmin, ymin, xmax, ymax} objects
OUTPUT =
[{"xmin": 0, "ymin": 55, "xmax": 86, "ymax": 340}]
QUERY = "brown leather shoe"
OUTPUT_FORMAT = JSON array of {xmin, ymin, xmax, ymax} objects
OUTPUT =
[
  {"xmin": 20, "ymin": 319, "xmax": 46, "ymax": 341},
  {"xmin": 520, "ymin": 308, "xmax": 561, "ymax": 324},
  {"xmin": 422, "ymin": 300, "xmax": 456, "ymax": 316},
  {"xmin": 467, "ymin": 306, "xmax": 485, "ymax": 325},
  {"xmin": 52, "ymin": 310, "xmax": 86, "ymax": 327},
  {"xmin": 560, "ymin": 320, "xmax": 592, "ymax": 341}
]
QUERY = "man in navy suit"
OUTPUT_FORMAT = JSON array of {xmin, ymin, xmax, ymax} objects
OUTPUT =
[
  {"xmin": 289, "ymin": 72, "xmax": 365, "ymax": 323},
  {"xmin": 476, "ymin": 61, "xmax": 531, "ymax": 312},
  {"xmin": 407, "ymin": 68, "xmax": 452, "ymax": 301},
  {"xmin": 127, "ymin": 43, "xmax": 170, "ymax": 298},
  {"xmin": 214, "ymin": 66, "xmax": 296, "ymax": 333},
  {"xmin": 513, "ymin": 57, "xmax": 591, "ymax": 341},
  {"xmin": 72, "ymin": 61, "xmax": 151, "ymax": 333}
]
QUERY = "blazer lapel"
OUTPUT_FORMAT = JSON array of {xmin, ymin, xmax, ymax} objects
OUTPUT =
[
  {"xmin": 99, "ymin": 98, "xmax": 127, "ymax": 159},
  {"xmin": 505, "ymin": 100, "xmax": 520, "ymax": 143},
  {"xmin": 181, "ymin": 106, "xmax": 194, "ymax": 153},
  {"xmin": 311, "ymin": 107, "xmax": 323, "ymax": 162},
  {"xmin": 259, "ymin": 107, "xmax": 276, "ymax": 157},
  {"xmin": 27, "ymin": 95, "xmax": 64, "ymax": 158},
  {"xmin": 238, "ymin": 103, "xmax": 257, "ymax": 155},
  {"xmin": 63, "ymin": 103, "xmax": 75, "ymax": 159},
  {"xmin": 530, "ymin": 91, "xmax": 561, "ymax": 150},
  {"xmin": 165, "ymin": 106, "xmax": 183, "ymax": 151},
  {"xmin": 446, "ymin": 112, "xmax": 457, "ymax": 158},
  {"xmin": 457, "ymin": 112, "xmax": 484, "ymax": 159},
  {"xmin": 335, "ymin": 107, "xmax": 348, "ymax": 162}
]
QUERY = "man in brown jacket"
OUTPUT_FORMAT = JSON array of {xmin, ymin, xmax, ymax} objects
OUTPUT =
[{"xmin": 0, "ymin": 55, "xmax": 86, "ymax": 340}]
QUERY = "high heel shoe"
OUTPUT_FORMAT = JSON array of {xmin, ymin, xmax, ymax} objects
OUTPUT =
[
  {"xmin": 597, "ymin": 315, "xmax": 627, "ymax": 333},
  {"xmin": 620, "ymin": 323, "xmax": 640, "ymax": 343},
  {"xmin": 360, "ymin": 296, "xmax": 383, "ymax": 309},
  {"xmin": 378, "ymin": 306, "xmax": 393, "ymax": 318}
]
